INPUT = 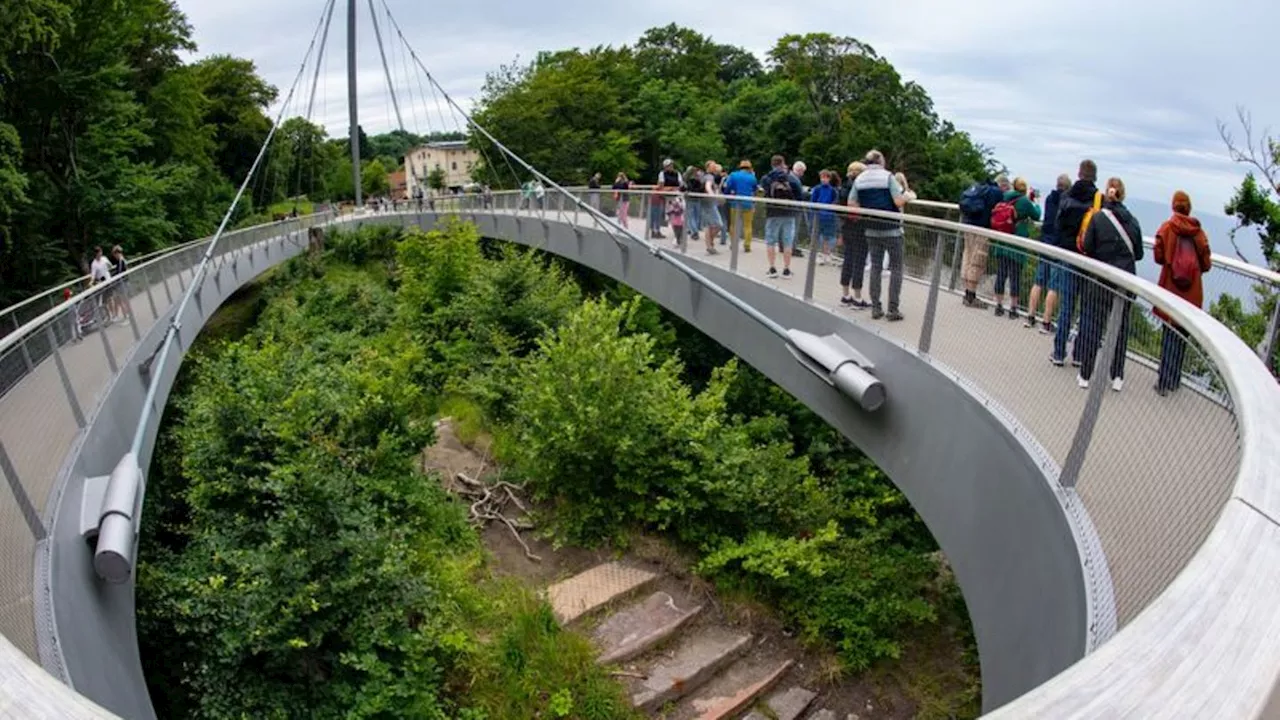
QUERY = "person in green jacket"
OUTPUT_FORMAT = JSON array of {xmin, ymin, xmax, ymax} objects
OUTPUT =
[{"xmin": 991, "ymin": 177, "xmax": 1042, "ymax": 318}]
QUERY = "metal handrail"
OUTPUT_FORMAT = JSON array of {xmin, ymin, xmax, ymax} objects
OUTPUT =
[{"xmin": 0, "ymin": 216, "xmax": 327, "ymax": 361}]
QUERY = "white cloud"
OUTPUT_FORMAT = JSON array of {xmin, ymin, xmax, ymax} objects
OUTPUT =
[{"xmin": 177, "ymin": 0, "xmax": 1279, "ymax": 214}]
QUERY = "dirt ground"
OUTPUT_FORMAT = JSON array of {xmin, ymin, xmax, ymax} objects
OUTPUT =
[{"xmin": 423, "ymin": 418, "xmax": 978, "ymax": 719}]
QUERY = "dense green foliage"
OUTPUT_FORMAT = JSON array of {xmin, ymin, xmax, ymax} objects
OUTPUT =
[
  {"xmin": 138, "ymin": 240, "xmax": 637, "ymax": 719},
  {"xmin": 141, "ymin": 221, "xmax": 973, "ymax": 717},
  {"xmin": 473, "ymin": 25, "xmax": 996, "ymax": 199}
]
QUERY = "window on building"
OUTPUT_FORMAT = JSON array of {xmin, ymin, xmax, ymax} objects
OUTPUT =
[{"xmin": 452, "ymin": 162, "xmax": 457, "ymax": 170}]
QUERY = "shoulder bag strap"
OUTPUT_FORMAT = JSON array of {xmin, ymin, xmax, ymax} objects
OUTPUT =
[{"xmin": 1101, "ymin": 209, "xmax": 1136, "ymax": 259}]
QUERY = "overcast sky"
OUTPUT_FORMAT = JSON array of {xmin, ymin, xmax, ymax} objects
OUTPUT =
[{"xmin": 178, "ymin": 0, "xmax": 1276, "ymax": 215}]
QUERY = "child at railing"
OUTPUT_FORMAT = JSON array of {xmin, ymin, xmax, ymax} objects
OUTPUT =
[{"xmin": 666, "ymin": 194, "xmax": 686, "ymax": 246}]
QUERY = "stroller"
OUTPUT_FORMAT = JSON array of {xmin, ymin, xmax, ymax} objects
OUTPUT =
[{"xmin": 72, "ymin": 291, "xmax": 112, "ymax": 339}]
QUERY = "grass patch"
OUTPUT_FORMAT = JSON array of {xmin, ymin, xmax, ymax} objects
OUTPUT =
[
  {"xmin": 438, "ymin": 395, "xmax": 488, "ymax": 447},
  {"xmin": 457, "ymin": 579, "xmax": 640, "ymax": 720}
]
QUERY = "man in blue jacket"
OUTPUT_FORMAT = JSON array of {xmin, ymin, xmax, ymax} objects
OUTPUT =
[
  {"xmin": 722, "ymin": 160, "xmax": 759, "ymax": 252},
  {"xmin": 760, "ymin": 154, "xmax": 804, "ymax": 279}
]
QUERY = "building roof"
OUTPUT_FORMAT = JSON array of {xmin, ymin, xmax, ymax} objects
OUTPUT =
[{"xmin": 421, "ymin": 140, "xmax": 471, "ymax": 151}]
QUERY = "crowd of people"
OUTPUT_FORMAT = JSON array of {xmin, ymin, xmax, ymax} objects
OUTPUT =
[{"xmin": 600, "ymin": 153, "xmax": 1215, "ymax": 397}]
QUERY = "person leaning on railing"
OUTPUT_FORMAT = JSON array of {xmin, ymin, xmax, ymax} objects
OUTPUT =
[
  {"xmin": 1076, "ymin": 177, "xmax": 1144, "ymax": 391},
  {"xmin": 1051, "ymin": 159, "xmax": 1103, "ymax": 368},
  {"xmin": 849, "ymin": 149, "xmax": 910, "ymax": 321},
  {"xmin": 838, "ymin": 161, "xmax": 870, "ymax": 309},
  {"xmin": 958, "ymin": 174, "xmax": 1009, "ymax": 309},
  {"xmin": 990, "ymin": 178, "xmax": 1042, "ymax": 320},
  {"xmin": 1024, "ymin": 174, "xmax": 1071, "ymax": 333},
  {"xmin": 1152, "ymin": 190, "xmax": 1213, "ymax": 396}
]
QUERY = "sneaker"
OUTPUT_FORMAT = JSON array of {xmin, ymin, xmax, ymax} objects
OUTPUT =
[
  {"xmin": 963, "ymin": 295, "xmax": 989, "ymax": 310},
  {"xmin": 1077, "ymin": 374, "xmax": 1089, "ymax": 389},
  {"xmin": 871, "ymin": 307, "xmax": 885, "ymax": 320},
  {"xmin": 840, "ymin": 295, "xmax": 855, "ymax": 307},
  {"xmin": 766, "ymin": 267, "xmax": 779, "ymax": 278},
  {"xmin": 994, "ymin": 305, "xmax": 1005, "ymax": 317},
  {"xmin": 853, "ymin": 299, "xmax": 871, "ymax": 311},
  {"xmin": 1049, "ymin": 354, "xmax": 1065, "ymax": 367},
  {"xmin": 1024, "ymin": 315, "xmax": 1038, "ymax": 328},
  {"xmin": 781, "ymin": 268, "xmax": 792, "ymax": 279},
  {"xmin": 1154, "ymin": 384, "xmax": 1170, "ymax": 397},
  {"xmin": 886, "ymin": 310, "xmax": 904, "ymax": 322},
  {"xmin": 1040, "ymin": 321, "xmax": 1055, "ymax": 335},
  {"xmin": 817, "ymin": 256, "xmax": 827, "ymax": 266},
  {"xmin": 1070, "ymin": 357, "xmax": 1081, "ymax": 368},
  {"xmin": 719, "ymin": 238, "xmax": 727, "ymax": 246},
  {"xmin": 706, "ymin": 247, "xmax": 719, "ymax": 255},
  {"xmin": 1111, "ymin": 377, "xmax": 1124, "ymax": 392},
  {"xmin": 743, "ymin": 247, "xmax": 751, "ymax": 253},
  {"xmin": 1009, "ymin": 308, "xmax": 1020, "ymax": 320}
]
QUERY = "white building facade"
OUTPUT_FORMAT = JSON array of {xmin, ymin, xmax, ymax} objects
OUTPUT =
[{"xmin": 404, "ymin": 140, "xmax": 479, "ymax": 197}]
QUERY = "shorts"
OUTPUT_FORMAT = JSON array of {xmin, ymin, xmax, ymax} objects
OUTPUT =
[
  {"xmin": 1034, "ymin": 258, "xmax": 1055, "ymax": 287},
  {"xmin": 1048, "ymin": 264, "xmax": 1072, "ymax": 294},
  {"xmin": 961, "ymin": 233, "xmax": 989, "ymax": 284},
  {"xmin": 765, "ymin": 216, "xmax": 796, "ymax": 249}
]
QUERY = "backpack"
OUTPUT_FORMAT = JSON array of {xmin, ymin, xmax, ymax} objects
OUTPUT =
[
  {"xmin": 990, "ymin": 197, "xmax": 1018, "ymax": 234},
  {"xmin": 1076, "ymin": 191, "xmax": 1104, "ymax": 253},
  {"xmin": 1170, "ymin": 235, "xmax": 1200, "ymax": 292},
  {"xmin": 959, "ymin": 183, "xmax": 988, "ymax": 219},
  {"xmin": 767, "ymin": 174, "xmax": 795, "ymax": 202}
]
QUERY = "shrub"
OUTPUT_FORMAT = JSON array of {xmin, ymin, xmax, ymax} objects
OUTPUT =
[{"xmin": 327, "ymin": 224, "xmax": 401, "ymax": 265}]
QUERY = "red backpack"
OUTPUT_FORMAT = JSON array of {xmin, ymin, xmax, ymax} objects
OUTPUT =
[
  {"xmin": 1170, "ymin": 235, "xmax": 1200, "ymax": 292},
  {"xmin": 990, "ymin": 196, "xmax": 1019, "ymax": 234}
]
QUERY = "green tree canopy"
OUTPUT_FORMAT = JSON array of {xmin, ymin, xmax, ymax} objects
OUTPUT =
[{"xmin": 471, "ymin": 26, "xmax": 995, "ymax": 193}]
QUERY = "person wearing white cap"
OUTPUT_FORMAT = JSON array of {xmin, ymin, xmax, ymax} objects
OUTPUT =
[{"xmin": 651, "ymin": 159, "xmax": 682, "ymax": 239}]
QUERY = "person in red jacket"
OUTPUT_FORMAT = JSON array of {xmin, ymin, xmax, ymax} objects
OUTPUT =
[{"xmin": 1152, "ymin": 190, "xmax": 1212, "ymax": 396}]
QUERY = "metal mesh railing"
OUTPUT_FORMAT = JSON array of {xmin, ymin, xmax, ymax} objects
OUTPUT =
[{"xmin": 0, "ymin": 214, "xmax": 326, "ymax": 663}]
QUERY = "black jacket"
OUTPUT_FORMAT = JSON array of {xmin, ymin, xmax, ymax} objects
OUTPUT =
[
  {"xmin": 1081, "ymin": 200, "xmax": 1144, "ymax": 274},
  {"xmin": 1055, "ymin": 179, "xmax": 1099, "ymax": 251}
]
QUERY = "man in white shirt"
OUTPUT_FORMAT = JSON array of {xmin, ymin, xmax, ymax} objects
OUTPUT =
[{"xmin": 89, "ymin": 246, "xmax": 112, "ymax": 286}]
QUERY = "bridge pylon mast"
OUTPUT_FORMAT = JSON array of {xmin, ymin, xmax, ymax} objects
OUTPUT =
[{"xmin": 347, "ymin": 0, "xmax": 362, "ymax": 207}]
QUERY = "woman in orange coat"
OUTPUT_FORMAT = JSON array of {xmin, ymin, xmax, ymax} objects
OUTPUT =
[{"xmin": 1153, "ymin": 190, "xmax": 1212, "ymax": 396}]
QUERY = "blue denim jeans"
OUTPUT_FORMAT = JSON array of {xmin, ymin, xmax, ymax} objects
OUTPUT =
[
  {"xmin": 648, "ymin": 201, "xmax": 664, "ymax": 235},
  {"xmin": 686, "ymin": 199, "xmax": 701, "ymax": 236},
  {"xmin": 1053, "ymin": 272, "xmax": 1081, "ymax": 362}
]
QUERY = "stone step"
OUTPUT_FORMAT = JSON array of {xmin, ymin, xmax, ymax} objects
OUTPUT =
[
  {"xmin": 741, "ymin": 685, "xmax": 817, "ymax": 720},
  {"xmin": 682, "ymin": 657, "xmax": 793, "ymax": 720},
  {"xmin": 546, "ymin": 561, "xmax": 659, "ymax": 624},
  {"xmin": 593, "ymin": 591, "xmax": 703, "ymax": 666},
  {"xmin": 627, "ymin": 628, "xmax": 752, "ymax": 712},
  {"xmin": 808, "ymin": 710, "xmax": 837, "ymax": 720}
]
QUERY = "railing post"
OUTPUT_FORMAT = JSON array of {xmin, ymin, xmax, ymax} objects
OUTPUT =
[
  {"xmin": 160, "ymin": 257, "xmax": 174, "ymax": 305},
  {"xmin": 803, "ymin": 217, "xmax": 820, "ymax": 301},
  {"xmin": 46, "ymin": 324, "xmax": 86, "ymax": 428},
  {"xmin": 98, "ymin": 315, "xmax": 119, "ymax": 374},
  {"xmin": 143, "ymin": 265, "xmax": 159, "ymax": 322},
  {"xmin": 730, "ymin": 208, "xmax": 741, "ymax": 273},
  {"xmin": 0, "ymin": 440, "xmax": 45, "ymax": 539},
  {"xmin": 948, "ymin": 232, "xmax": 964, "ymax": 292},
  {"xmin": 13, "ymin": 314, "xmax": 33, "ymax": 372},
  {"xmin": 1258, "ymin": 299, "xmax": 1280, "ymax": 371},
  {"xmin": 124, "ymin": 285, "xmax": 141, "ymax": 341},
  {"xmin": 919, "ymin": 229, "xmax": 948, "ymax": 354},
  {"xmin": 1060, "ymin": 290, "xmax": 1124, "ymax": 488}
]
